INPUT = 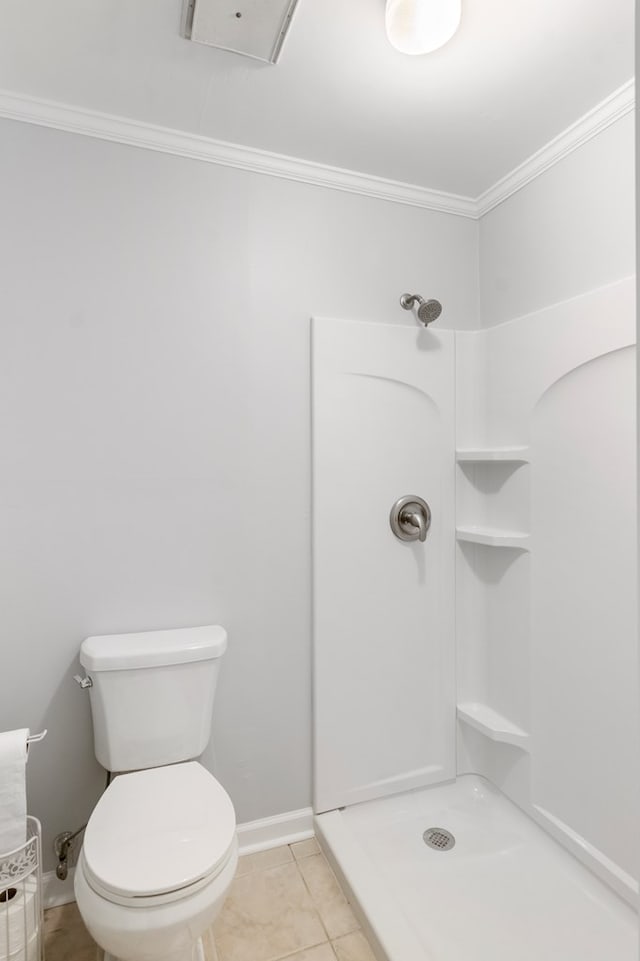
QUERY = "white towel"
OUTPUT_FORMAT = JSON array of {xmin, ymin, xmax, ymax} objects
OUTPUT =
[{"xmin": 0, "ymin": 729, "xmax": 28, "ymax": 854}]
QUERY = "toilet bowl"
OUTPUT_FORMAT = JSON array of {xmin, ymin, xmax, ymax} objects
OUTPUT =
[{"xmin": 74, "ymin": 761, "xmax": 237, "ymax": 961}]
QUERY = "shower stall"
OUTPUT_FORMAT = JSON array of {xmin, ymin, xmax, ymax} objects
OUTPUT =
[{"xmin": 311, "ymin": 275, "xmax": 637, "ymax": 960}]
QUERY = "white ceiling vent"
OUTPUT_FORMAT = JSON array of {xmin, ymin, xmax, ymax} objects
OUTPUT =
[{"xmin": 183, "ymin": 0, "xmax": 300, "ymax": 64}]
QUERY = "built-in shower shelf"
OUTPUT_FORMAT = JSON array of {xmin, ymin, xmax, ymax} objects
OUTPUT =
[
  {"xmin": 457, "ymin": 702, "xmax": 530, "ymax": 749},
  {"xmin": 456, "ymin": 447, "xmax": 530, "ymax": 463},
  {"xmin": 455, "ymin": 525, "xmax": 530, "ymax": 549}
]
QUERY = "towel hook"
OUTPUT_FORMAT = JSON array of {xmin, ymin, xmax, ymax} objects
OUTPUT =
[{"xmin": 26, "ymin": 730, "xmax": 47, "ymax": 746}]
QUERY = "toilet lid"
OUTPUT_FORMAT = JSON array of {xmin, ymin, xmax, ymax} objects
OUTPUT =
[{"xmin": 83, "ymin": 762, "xmax": 236, "ymax": 898}]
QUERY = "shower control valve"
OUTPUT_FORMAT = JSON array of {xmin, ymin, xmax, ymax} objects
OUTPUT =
[{"xmin": 390, "ymin": 495, "xmax": 432, "ymax": 543}]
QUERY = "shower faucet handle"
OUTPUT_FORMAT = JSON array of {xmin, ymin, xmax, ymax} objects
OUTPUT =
[
  {"xmin": 390, "ymin": 495, "xmax": 432, "ymax": 543},
  {"xmin": 402, "ymin": 509, "xmax": 428, "ymax": 542}
]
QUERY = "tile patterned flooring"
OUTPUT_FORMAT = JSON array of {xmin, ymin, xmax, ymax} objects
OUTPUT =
[{"xmin": 44, "ymin": 838, "xmax": 378, "ymax": 961}]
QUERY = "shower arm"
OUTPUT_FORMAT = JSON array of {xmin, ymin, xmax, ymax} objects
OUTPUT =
[{"xmin": 400, "ymin": 293, "xmax": 425, "ymax": 310}]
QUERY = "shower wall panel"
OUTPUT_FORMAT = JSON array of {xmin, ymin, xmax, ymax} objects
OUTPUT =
[
  {"xmin": 456, "ymin": 275, "xmax": 637, "ymax": 901},
  {"xmin": 312, "ymin": 318, "xmax": 456, "ymax": 813}
]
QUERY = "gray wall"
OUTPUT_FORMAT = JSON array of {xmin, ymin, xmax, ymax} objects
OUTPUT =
[
  {"xmin": 479, "ymin": 113, "xmax": 635, "ymax": 325},
  {"xmin": 0, "ymin": 118, "xmax": 479, "ymax": 870}
]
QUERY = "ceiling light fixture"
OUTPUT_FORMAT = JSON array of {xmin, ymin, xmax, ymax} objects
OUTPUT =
[{"xmin": 385, "ymin": 0, "xmax": 461, "ymax": 55}]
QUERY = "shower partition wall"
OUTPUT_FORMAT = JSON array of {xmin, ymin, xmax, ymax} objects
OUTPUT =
[
  {"xmin": 311, "ymin": 276, "xmax": 637, "ymax": 961},
  {"xmin": 312, "ymin": 318, "xmax": 456, "ymax": 813}
]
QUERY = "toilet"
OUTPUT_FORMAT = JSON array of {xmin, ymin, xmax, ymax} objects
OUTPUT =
[{"xmin": 73, "ymin": 625, "xmax": 238, "ymax": 961}]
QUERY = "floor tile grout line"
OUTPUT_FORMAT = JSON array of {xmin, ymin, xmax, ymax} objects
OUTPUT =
[
  {"xmin": 214, "ymin": 849, "xmax": 332, "ymax": 961},
  {"xmin": 268, "ymin": 939, "xmax": 339, "ymax": 961},
  {"xmin": 217, "ymin": 843, "xmax": 340, "ymax": 961},
  {"xmin": 291, "ymin": 848, "xmax": 363, "ymax": 948},
  {"xmin": 290, "ymin": 850, "xmax": 335, "ymax": 945},
  {"xmin": 215, "ymin": 930, "xmax": 331, "ymax": 961},
  {"xmin": 210, "ymin": 927, "xmax": 330, "ymax": 961},
  {"xmin": 234, "ymin": 839, "xmax": 328, "ymax": 874}
]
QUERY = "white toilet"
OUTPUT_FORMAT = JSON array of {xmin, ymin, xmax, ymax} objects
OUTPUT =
[{"xmin": 74, "ymin": 625, "xmax": 238, "ymax": 961}]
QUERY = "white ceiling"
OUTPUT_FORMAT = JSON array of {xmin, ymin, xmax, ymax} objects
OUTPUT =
[{"xmin": 0, "ymin": 0, "xmax": 633, "ymax": 197}]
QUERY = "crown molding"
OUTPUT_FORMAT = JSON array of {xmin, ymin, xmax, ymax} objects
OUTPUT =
[
  {"xmin": 475, "ymin": 79, "xmax": 635, "ymax": 216},
  {"xmin": 0, "ymin": 80, "xmax": 634, "ymax": 220},
  {"xmin": 0, "ymin": 89, "xmax": 477, "ymax": 219}
]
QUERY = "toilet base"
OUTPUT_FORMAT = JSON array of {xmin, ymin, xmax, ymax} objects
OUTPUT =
[{"xmin": 104, "ymin": 939, "xmax": 206, "ymax": 961}]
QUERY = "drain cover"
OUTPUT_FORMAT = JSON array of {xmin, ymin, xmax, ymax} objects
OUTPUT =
[{"xmin": 423, "ymin": 827, "xmax": 455, "ymax": 851}]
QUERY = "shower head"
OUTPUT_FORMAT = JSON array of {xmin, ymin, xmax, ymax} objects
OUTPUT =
[
  {"xmin": 399, "ymin": 293, "xmax": 442, "ymax": 327},
  {"xmin": 417, "ymin": 299, "xmax": 442, "ymax": 325}
]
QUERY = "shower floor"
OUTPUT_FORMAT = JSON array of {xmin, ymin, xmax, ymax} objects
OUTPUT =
[{"xmin": 315, "ymin": 775, "xmax": 637, "ymax": 961}]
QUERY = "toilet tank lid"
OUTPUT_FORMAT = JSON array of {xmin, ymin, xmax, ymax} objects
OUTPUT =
[{"xmin": 80, "ymin": 625, "xmax": 227, "ymax": 671}]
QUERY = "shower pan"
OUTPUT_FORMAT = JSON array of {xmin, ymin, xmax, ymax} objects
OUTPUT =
[{"xmin": 311, "ymin": 276, "xmax": 638, "ymax": 961}]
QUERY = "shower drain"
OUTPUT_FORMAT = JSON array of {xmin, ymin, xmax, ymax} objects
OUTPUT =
[{"xmin": 423, "ymin": 827, "xmax": 456, "ymax": 851}]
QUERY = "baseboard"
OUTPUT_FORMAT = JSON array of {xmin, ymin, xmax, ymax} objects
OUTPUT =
[
  {"xmin": 236, "ymin": 807, "xmax": 314, "ymax": 856},
  {"xmin": 43, "ymin": 868, "xmax": 76, "ymax": 909},
  {"xmin": 42, "ymin": 806, "xmax": 314, "ymax": 908}
]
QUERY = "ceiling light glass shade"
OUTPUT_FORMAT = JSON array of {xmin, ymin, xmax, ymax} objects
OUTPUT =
[{"xmin": 385, "ymin": 0, "xmax": 461, "ymax": 55}]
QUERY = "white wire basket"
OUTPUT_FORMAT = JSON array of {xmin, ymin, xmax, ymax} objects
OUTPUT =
[{"xmin": 0, "ymin": 818, "xmax": 44, "ymax": 961}]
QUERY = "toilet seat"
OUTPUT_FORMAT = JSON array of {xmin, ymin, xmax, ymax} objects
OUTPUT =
[{"xmin": 83, "ymin": 762, "xmax": 236, "ymax": 905}]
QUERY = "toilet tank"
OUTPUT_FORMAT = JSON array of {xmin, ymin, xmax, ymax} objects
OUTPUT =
[{"xmin": 79, "ymin": 625, "xmax": 227, "ymax": 772}]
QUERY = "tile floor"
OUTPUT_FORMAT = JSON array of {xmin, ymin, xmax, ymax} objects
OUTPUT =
[{"xmin": 44, "ymin": 838, "xmax": 378, "ymax": 961}]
